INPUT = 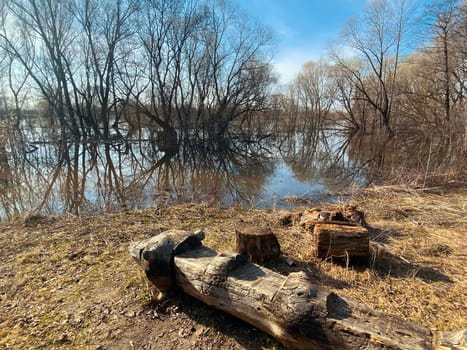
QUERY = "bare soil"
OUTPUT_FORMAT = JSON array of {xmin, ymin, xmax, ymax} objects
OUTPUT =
[{"xmin": 0, "ymin": 184, "xmax": 466, "ymax": 349}]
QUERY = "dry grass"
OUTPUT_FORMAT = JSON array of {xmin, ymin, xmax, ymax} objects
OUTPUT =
[
  {"xmin": 344, "ymin": 184, "xmax": 467, "ymax": 330},
  {"xmin": 0, "ymin": 184, "xmax": 465, "ymax": 349}
]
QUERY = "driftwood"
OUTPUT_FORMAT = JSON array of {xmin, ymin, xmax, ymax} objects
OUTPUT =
[
  {"xmin": 235, "ymin": 224, "xmax": 281, "ymax": 263},
  {"xmin": 129, "ymin": 230, "xmax": 466, "ymax": 350}
]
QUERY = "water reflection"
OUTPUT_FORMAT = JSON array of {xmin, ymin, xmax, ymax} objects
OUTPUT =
[
  {"xmin": 3, "ymin": 123, "xmax": 461, "ymax": 220},
  {"xmin": 273, "ymin": 130, "xmax": 365, "ymax": 190},
  {"xmin": 0, "ymin": 129, "xmax": 280, "ymax": 220},
  {"xmin": 1, "ymin": 122, "xmax": 363, "ymax": 220}
]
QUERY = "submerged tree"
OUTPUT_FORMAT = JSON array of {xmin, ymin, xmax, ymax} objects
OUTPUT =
[
  {"xmin": 292, "ymin": 59, "xmax": 337, "ymax": 130},
  {"xmin": 73, "ymin": 0, "xmax": 138, "ymax": 139},
  {"xmin": 0, "ymin": 0, "xmax": 83, "ymax": 137},
  {"xmin": 132, "ymin": 0, "xmax": 274, "ymax": 141},
  {"xmin": 0, "ymin": 0, "xmax": 274, "ymax": 141},
  {"xmin": 200, "ymin": 0, "xmax": 275, "ymax": 139}
]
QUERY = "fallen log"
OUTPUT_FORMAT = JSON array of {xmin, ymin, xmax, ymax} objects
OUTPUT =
[{"xmin": 129, "ymin": 230, "xmax": 465, "ymax": 350}]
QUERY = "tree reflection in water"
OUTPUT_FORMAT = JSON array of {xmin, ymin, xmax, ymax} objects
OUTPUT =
[
  {"xmin": 0, "ymin": 128, "xmax": 279, "ymax": 220},
  {"xmin": 3, "ymin": 124, "xmax": 461, "ymax": 220},
  {"xmin": 272, "ymin": 129, "xmax": 366, "ymax": 192}
]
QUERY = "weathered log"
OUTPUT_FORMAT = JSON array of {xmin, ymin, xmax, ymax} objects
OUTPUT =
[
  {"xmin": 235, "ymin": 224, "xmax": 281, "ymax": 263},
  {"xmin": 130, "ymin": 231, "xmax": 464, "ymax": 349},
  {"xmin": 174, "ymin": 247, "xmax": 445, "ymax": 350},
  {"xmin": 314, "ymin": 223, "xmax": 369, "ymax": 261},
  {"xmin": 129, "ymin": 229, "xmax": 204, "ymax": 300},
  {"xmin": 300, "ymin": 207, "xmax": 366, "ymax": 231}
]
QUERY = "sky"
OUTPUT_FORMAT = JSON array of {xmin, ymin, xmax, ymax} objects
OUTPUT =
[{"xmin": 233, "ymin": 0, "xmax": 435, "ymax": 85}]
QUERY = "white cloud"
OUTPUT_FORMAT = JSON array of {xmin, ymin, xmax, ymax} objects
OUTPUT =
[{"xmin": 272, "ymin": 46, "xmax": 323, "ymax": 85}]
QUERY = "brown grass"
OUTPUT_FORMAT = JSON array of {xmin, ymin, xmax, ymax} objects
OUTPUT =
[
  {"xmin": 0, "ymin": 184, "xmax": 465, "ymax": 349},
  {"xmin": 334, "ymin": 184, "xmax": 466, "ymax": 330}
]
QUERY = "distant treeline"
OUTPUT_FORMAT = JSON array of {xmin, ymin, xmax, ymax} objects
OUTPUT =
[
  {"xmin": 281, "ymin": 0, "xmax": 466, "ymax": 140},
  {"xmin": 0, "ymin": 0, "xmax": 465, "ymax": 148}
]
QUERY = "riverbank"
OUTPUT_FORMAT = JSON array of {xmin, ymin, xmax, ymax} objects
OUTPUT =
[{"xmin": 0, "ymin": 184, "xmax": 465, "ymax": 349}]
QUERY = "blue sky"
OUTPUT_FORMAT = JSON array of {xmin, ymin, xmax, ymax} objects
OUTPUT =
[{"xmin": 233, "ymin": 0, "xmax": 435, "ymax": 84}]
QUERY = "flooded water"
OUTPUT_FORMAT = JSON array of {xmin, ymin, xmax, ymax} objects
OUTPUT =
[
  {"xmin": 1, "ymin": 121, "xmax": 463, "ymax": 221},
  {"xmin": 0, "ymin": 126, "xmax": 366, "ymax": 220}
]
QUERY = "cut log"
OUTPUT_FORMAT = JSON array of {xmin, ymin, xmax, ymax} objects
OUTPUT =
[
  {"xmin": 314, "ymin": 223, "xmax": 369, "ymax": 261},
  {"xmin": 300, "ymin": 207, "xmax": 366, "ymax": 232},
  {"xmin": 235, "ymin": 224, "xmax": 280, "ymax": 263},
  {"xmin": 129, "ymin": 229, "xmax": 204, "ymax": 300},
  {"xmin": 130, "ymin": 231, "xmax": 463, "ymax": 350}
]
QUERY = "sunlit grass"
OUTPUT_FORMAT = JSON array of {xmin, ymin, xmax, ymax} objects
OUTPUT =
[{"xmin": 0, "ymin": 184, "xmax": 465, "ymax": 348}]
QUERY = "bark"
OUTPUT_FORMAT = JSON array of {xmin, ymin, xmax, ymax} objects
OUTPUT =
[
  {"xmin": 235, "ymin": 224, "xmax": 281, "ymax": 263},
  {"xmin": 313, "ymin": 224, "xmax": 369, "ymax": 260}
]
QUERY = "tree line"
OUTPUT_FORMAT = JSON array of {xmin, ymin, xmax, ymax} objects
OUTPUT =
[
  {"xmin": 0, "ymin": 0, "xmax": 465, "ymax": 149},
  {"xmin": 284, "ymin": 0, "xmax": 466, "ymax": 142},
  {"xmin": 0, "ymin": 0, "xmax": 274, "ymax": 141}
]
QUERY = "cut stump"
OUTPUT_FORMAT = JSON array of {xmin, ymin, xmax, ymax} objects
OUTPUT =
[
  {"xmin": 314, "ymin": 224, "xmax": 369, "ymax": 261},
  {"xmin": 235, "ymin": 224, "xmax": 281, "ymax": 263}
]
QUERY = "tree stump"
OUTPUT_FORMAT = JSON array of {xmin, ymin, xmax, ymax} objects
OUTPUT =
[
  {"xmin": 314, "ymin": 223, "xmax": 369, "ymax": 261},
  {"xmin": 235, "ymin": 224, "xmax": 281, "ymax": 263}
]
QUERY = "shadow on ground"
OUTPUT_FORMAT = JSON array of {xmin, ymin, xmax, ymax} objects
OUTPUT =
[{"xmin": 369, "ymin": 228, "xmax": 453, "ymax": 283}]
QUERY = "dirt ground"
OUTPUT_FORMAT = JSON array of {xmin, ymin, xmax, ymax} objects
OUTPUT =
[{"xmin": 0, "ymin": 184, "xmax": 466, "ymax": 349}]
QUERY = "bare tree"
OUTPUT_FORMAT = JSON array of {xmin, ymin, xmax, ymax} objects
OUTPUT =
[
  {"xmin": 0, "ymin": 0, "xmax": 82, "ymax": 137},
  {"xmin": 134, "ymin": 0, "xmax": 206, "ymax": 140},
  {"xmin": 331, "ymin": 59, "xmax": 372, "ymax": 131},
  {"xmin": 200, "ymin": 0, "xmax": 275, "ymax": 139},
  {"xmin": 424, "ymin": 0, "xmax": 466, "ymax": 123},
  {"xmin": 6, "ymin": 56, "xmax": 29, "ymax": 130},
  {"xmin": 1, "ymin": 0, "xmax": 274, "ymax": 142},
  {"xmin": 74, "ymin": 0, "xmax": 137, "ymax": 139},
  {"xmin": 0, "ymin": 5, "xmax": 30, "ymax": 130},
  {"xmin": 293, "ymin": 59, "xmax": 337, "ymax": 130},
  {"xmin": 332, "ymin": 0, "xmax": 413, "ymax": 134},
  {"xmin": 1, "ymin": 0, "xmax": 138, "ymax": 139}
]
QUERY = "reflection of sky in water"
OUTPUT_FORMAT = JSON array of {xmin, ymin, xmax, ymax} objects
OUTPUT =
[
  {"xmin": 254, "ymin": 162, "xmax": 333, "ymax": 208},
  {"xmin": 0, "ymin": 133, "xmax": 360, "ymax": 219}
]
